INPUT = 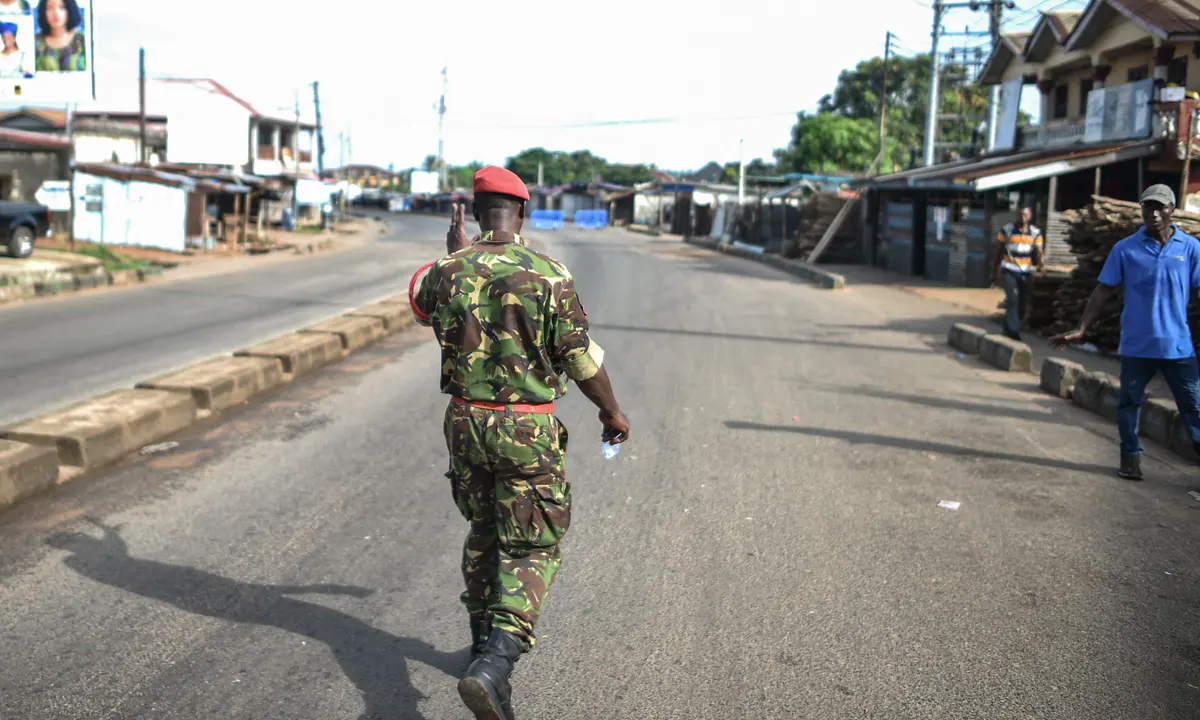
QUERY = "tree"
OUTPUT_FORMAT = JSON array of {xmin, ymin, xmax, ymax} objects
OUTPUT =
[
  {"xmin": 775, "ymin": 113, "xmax": 881, "ymax": 174},
  {"xmin": 504, "ymin": 148, "xmax": 656, "ymax": 187},
  {"xmin": 776, "ymin": 52, "xmax": 992, "ymax": 175}
]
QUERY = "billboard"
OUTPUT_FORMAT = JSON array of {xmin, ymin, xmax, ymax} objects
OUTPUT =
[
  {"xmin": 0, "ymin": 0, "xmax": 94, "ymax": 102},
  {"xmin": 993, "ymin": 77, "xmax": 1023, "ymax": 152},
  {"xmin": 410, "ymin": 170, "xmax": 439, "ymax": 195}
]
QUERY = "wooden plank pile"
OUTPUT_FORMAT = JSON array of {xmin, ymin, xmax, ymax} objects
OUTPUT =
[
  {"xmin": 1042, "ymin": 195, "xmax": 1200, "ymax": 353},
  {"xmin": 993, "ymin": 272, "xmax": 1068, "ymax": 332},
  {"xmin": 782, "ymin": 192, "xmax": 860, "ymax": 263}
]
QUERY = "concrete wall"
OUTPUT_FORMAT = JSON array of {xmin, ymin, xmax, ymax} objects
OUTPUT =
[{"xmin": 74, "ymin": 133, "xmax": 141, "ymax": 165}]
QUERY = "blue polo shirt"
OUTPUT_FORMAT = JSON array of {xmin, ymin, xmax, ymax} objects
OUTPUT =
[{"xmin": 1098, "ymin": 225, "xmax": 1200, "ymax": 359}]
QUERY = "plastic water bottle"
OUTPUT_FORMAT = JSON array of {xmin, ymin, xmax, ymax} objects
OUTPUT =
[{"xmin": 601, "ymin": 441, "xmax": 621, "ymax": 460}]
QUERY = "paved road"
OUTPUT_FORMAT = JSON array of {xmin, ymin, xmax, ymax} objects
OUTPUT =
[
  {"xmin": 0, "ymin": 213, "xmax": 454, "ymax": 427},
  {"xmin": 1, "ymin": 227, "xmax": 1198, "ymax": 720}
]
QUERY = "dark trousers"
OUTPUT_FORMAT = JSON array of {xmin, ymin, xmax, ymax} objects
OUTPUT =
[
  {"xmin": 1117, "ymin": 356, "xmax": 1200, "ymax": 458},
  {"xmin": 1001, "ymin": 269, "xmax": 1029, "ymax": 340}
]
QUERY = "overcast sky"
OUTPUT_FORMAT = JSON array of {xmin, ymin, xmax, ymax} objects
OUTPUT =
[{"xmin": 67, "ymin": 0, "xmax": 1079, "ymax": 172}]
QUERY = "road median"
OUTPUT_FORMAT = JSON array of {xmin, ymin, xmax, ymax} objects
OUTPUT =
[
  {"xmin": 0, "ymin": 288, "xmax": 420, "ymax": 518},
  {"xmin": 300, "ymin": 315, "xmax": 387, "ymax": 352},
  {"xmin": 2, "ymin": 389, "xmax": 197, "ymax": 472},
  {"xmin": 137, "ymin": 356, "xmax": 286, "ymax": 415},
  {"xmin": 236, "ymin": 333, "xmax": 346, "ymax": 377}
]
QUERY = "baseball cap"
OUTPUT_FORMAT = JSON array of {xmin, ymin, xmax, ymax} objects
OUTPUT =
[{"xmin": 1139, "ymin": 184, "xmax": 1176, "ymax": 206}]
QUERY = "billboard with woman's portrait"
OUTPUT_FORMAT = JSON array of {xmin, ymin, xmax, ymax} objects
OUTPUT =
[{"xmin": 0, "ymin": 0, "xmax": 93, "ymax": 101}]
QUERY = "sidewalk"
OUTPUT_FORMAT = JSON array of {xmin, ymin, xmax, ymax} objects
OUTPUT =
[{"xmin": 823, "ymin": 261, "xmax": 1175, "ymax": 400}]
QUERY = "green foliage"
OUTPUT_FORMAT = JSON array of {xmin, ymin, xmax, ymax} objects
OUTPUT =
[
  {"xmin": 504, "ymin": 147, "xmax": 655, "ymax": 186},
  {"xmin": 776, "ymin": 52, "xmax": 992, "ymax": 175}
]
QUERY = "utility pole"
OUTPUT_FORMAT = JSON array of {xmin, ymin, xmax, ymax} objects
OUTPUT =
[
  {"xmin": 436, "ymin": 66, "xmax": 447, "ymax": 192},
  {"xmin": 138, "ymin": 47, "xmax": 147, "ymax": 165},
  {"xmin": 293, "ymin": 88, "xmax": 301, "ymax": 222},
  {"xmin": 312, "ymin": 81, "xmax": 325, "ymax": 176},
  {"xmin": 878, "ymin": 32, "xmax": 893, "ymax": 167},
  {"xmin": 66, "ymin": 102, "xmax": 75, "ymax": 250},
  {"xmin": 536, "ymin": 162, "xmax": 544, "ymax": 187},
  {"xmin": 923, "ymin": 1, "xmax": 945, "ymax": 167},
  {"xmin": 986, "ymin": 0, "xmax": 1004, "ymax": 152},
  {"xmin": 737, "ymin": 138, "xmax": 745, "ymax": 204}
]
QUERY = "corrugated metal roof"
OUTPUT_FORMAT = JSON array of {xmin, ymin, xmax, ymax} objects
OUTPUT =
[
  {"xmin": 1115, "ymin": 0, "xmax": 1200, "ymax": 35},
  {"xmin": 867, "ymin": 140, "xmax": 1159, "ymax": 191},
  {"xmin": 0, "ymin": 126, "xmax": 69, "ymax": 149}
]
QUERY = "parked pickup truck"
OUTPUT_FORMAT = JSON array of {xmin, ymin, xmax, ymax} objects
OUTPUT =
[{"xmin": 0, "ymin": 201, "xmax": 52, "ymax": 258}]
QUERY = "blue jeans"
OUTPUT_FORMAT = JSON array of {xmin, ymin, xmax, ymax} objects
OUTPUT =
[
  {"xmin": 1001, "ymin": 270, "xmax": 1029, "ymax": 339},
  {"xmin": 1117, "ymin": 356, "xmax": 1200, "ymax": 457}
]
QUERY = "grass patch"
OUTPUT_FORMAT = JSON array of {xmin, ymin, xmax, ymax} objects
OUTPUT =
[{"xmin": 69, "ymin": 244, "xmax": 152, "ymax": 271}]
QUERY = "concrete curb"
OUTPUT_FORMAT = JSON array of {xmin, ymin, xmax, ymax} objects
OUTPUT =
[
  {"xmin": 978, "ymin": 334, "xmax": 1034, "ymax": 373},
  {"xmin": 236, "ymin": 332, "xmax": 345, "ymax": 377},
  {"xmin": 1071, "ymin": 371, "xmax": 1121, "ymax": 423},
  {"xmin": 3, "ymin": 389, "xmax": 198, "ymax": 471},
  {"xmin": 1039, "ymin": 357, "xmax": 1085, "ymax": 399},
  {"xmin": 947, "ymin": 323, "xmax": 988, "ymax": 355},
  {"xmin": 299, "ymin": 315, "xmax": 387, "ymax": 352},
  {"xmin": 136, "ymin": 356, "xmax": 286, "ymax": 414},
  {"xmin": 0, "ymin": 284, "xmax": 419, "ymax": 515},
  {"xmin": 0, "ymin": 439, "xmax": 58, "ymax": 509},
  {"xmin": 682, "ymin": 236, "xmax": 845, "ymax": 290}
]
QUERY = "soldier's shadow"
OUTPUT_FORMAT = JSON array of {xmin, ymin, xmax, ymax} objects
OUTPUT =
[{"xmin": 45, "ymin": 519, "xmax": 467, "ymax": 720}]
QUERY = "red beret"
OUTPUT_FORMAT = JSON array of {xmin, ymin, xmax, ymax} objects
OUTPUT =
[{"xmin": 473, "ymin": 165, "xmax": 530, "ymax": 202}]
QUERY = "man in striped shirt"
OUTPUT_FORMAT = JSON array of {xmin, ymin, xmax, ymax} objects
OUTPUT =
[{"xmin": 993, "ymin": 207, "xmax": 1046, "ymax": 340}]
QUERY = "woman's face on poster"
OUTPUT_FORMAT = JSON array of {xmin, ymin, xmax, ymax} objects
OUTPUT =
[
  {"xmin": 45, "ymin": 0, "xmax": 67, "ymax": 31},
  {"xmin": 2, "ymin": 32, "xmax": 15, "ymax": 50}
]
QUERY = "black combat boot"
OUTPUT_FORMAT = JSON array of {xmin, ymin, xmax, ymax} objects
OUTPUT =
[
  {"xmin": 469, "ymin": 614, "xmax": 491, "ymax": 659},
  {"xmin": 457, "ymin": 628, "xmax": 523, "ymax": 720}
]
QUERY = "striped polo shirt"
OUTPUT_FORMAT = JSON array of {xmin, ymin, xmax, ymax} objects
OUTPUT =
[{"xmin": 997, "ymin": 222, "xmax": 1044, "ymax": 274}]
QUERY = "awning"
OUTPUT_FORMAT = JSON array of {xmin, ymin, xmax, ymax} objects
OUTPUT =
[{"xmin": 867, "ymin": 139, "xmax": 1161, "ymax": 192}]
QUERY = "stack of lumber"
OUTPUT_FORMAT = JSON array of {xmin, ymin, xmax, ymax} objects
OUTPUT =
[
  {"xmin": 783, "ymin": 193, "xmax": 860, "ymax": 263},
  {"xmin": 992, "ymin": 272, "xmax": 1067, "ymax": 333},
  {"xmin": 1043, "ymin": 195, "xmax": 1200, "ymax": 353}
]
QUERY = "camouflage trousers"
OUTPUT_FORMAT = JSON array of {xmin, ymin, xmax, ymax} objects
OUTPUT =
[{"xmin": 443, "ymin": 400, "xmax": 572, "ymax": 651}]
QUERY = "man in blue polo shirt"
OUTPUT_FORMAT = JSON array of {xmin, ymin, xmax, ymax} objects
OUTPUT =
[{"xmin": 1051, "ymin": 184, "xmax": 1200, "ymax": 480}]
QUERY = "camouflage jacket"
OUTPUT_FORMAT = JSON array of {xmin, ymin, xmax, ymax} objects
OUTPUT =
[{"xmin": 414, "ymin": 230, "xmax": 603, "ymax": 403}]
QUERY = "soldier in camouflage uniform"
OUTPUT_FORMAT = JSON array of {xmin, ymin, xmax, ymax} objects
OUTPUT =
[{"xmin": 414, "ymin": 165, "xmax": 630, "ymax": 720}]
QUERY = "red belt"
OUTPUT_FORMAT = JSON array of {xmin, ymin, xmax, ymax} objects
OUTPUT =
[{"xmin": 451, "ymin": 396, "xmax": 555, "ymax": 414}]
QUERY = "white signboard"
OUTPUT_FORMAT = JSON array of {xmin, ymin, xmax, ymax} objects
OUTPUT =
[
  {"xmin": 35, "ymin": 179, "xmax": 68, "ymax": 210},
  {"xmin": 295, "ymin": 178, "xmax": 333, "ymax": 206},
  {"xmin": 1084, "ymin": 79, "xmax": 1154, "ymax": 144},
  {"xmin": 993, "ymin": 77, "xmax": 1023, "ymax": 152},
  {"xmin": 0, "ymin": 0, "xmax": 95, "ymax": 103},
  {"xmin": 933, "ymin": 206, "xmax": 948, "ymax": 243},
  {"xmin": 410, "ymin": 170, "xmax": 439, "ymax": 195}
]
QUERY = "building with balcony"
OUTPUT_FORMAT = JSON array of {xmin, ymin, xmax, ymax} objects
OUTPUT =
[{"xmin": 859, "ymin": 0, "xmax": 1200, "ymax": 288}]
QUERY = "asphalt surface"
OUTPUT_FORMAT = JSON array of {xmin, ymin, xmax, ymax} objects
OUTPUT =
[
  {"xmin": 1, "ymin": 225, "xmax": 1199, "ymax": 720},
  {"xmin": 0, "ymin": 212, "xmax": 444, "ymax": 427}
]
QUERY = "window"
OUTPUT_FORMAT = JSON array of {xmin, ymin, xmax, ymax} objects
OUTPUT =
[
  {"xmin": 1169, "ymin": 55, "xmax": 1188, "ymax": 87},
  {"xmin": 256, "ymin": 125, "xmax": 273, "ymax": 146},
  {"xmin": 1127, "ymin": 65, "xmax": 1149, "ymax": 82},
  {"xmin": 1078, "ymin": 78, "xmax": 1094, "ymax": 116},
  {"xmin": 1053, "ymin": 84, "xmax": 1069, "ymax": 120}
]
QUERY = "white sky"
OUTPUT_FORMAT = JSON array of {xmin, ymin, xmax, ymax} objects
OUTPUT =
[{"xmin": 69, "ymin": 0, "xmax": 1081, "ymax": 172}]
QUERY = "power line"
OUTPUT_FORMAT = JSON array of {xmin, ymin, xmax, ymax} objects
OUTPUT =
[{"xmin": 378, "ymin": 111, "xmax": 800, "ymax": 131}]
